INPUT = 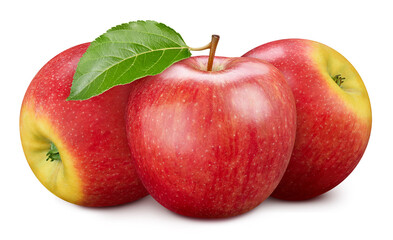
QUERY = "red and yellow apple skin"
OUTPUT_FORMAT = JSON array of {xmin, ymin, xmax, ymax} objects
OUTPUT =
[
  {"xmin": 20, "ymin": 43, "xmax": 148, "ymax": 207},
  {"xmin": 243, "ymin": 39, "xmax": 372, "ymax": 200},
  {"xmin": 126, "ymin": 56, "xmax": 297, "ymax": 218}
]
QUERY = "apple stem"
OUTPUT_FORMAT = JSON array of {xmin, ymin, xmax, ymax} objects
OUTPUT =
[
  {"xmin": 207, "ymin": 35, "xmax": 220, "ymax": 71},
  {"xmin": 189, "ymin": 35, "xmax": 220, "ymax": 71},
  {"xmin": 46, "ymin": 142, "xmax": 61, "ymax": 162}
]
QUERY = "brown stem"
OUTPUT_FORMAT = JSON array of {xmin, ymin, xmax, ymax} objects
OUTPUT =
[
  {"xmin": 189, "ymin": 35, "xmax": 220, "ymax": 71},
  {"xmin": 207, "ymin": 35, "xmax": 220, "ymax": 71}
]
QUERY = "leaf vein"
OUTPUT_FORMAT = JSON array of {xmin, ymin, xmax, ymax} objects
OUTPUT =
[
  {"xmin": 143, "ymin": 50, "xmax": 165, "ymax": 73},
  {"xmin": 112, "ymin": 55, "xmax": 138, "ymax": 85}
]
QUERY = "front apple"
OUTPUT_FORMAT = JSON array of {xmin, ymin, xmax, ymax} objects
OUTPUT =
[
  {"xmin": 126, "ymin": 56, "xmax": 297, "ymax": 218},
  {"xmin": 243, "ymin": 39, "xmax": 372, "ymax": 200},
  {"xmin": 20, "ymin": 43, "xmax": 148, "ymax": 207}
]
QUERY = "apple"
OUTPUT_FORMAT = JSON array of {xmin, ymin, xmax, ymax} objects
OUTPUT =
[
  {"xmin": 20, "ymin": 43, "xmax": 148, "ymax": 207},
  {"xmin": 126, "ymin": 56, "xmax": 297, "ymax": 218},
  {"xmin": 243, "ymin": 39, "xmax": 372, "ymax": 200}
]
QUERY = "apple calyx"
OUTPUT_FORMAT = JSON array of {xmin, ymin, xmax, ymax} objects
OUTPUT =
[
  {"xmin": 46, "ymin": 142, "xmax": 61, "ymax": 162},
  {"xmin": 332, "ymin": 74, "xmax": 345, "ymax": 87},
  {"xmin": 189, "ymin": 35, "xmax": 220, "ymax": 71}
]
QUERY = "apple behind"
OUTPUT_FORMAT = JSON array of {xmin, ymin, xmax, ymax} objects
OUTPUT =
[
  {"xmin": 243, "ymin": 39, "xmax": 372, "ymax": 200},
  {"xmin": 20, "ymin": 43, "xmax": 148, "ymax": 207}
]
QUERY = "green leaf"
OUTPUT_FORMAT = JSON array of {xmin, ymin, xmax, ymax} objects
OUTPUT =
[{"xmin": 67, "ymin": 20, "xmax": 191, "ymax": 100}]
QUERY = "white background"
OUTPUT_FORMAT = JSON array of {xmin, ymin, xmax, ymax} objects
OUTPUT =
[{"xmin": 1, "ymin": 0, "xmax": 392, "ymax": 239}]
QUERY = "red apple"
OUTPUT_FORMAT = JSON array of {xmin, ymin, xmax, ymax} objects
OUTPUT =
[
  {"xmin": 20, "ymin": 43, "xmax": 148, "ymax": 206},
  {"xmin": 126, "ymin": 56, "xmax": 297, "ymax": 218},
  {"xmin": 243, "ymin": 39, "xmax": 372, "ymax": 200}
]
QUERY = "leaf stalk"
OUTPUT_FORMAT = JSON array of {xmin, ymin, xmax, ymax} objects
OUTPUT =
[{"xmin": 189, "ymin": 35, "xmax": 220, "ymax": 71}]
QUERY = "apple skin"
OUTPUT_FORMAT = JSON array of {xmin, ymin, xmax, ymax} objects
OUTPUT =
[
  {"xmin": 243, "ymin": 39, "xmax": 372, "ymax": 200},
  {"xmin": 126, "ymin": 56, "xmax": 297, "ymax": 218},
  {"xmin": 20, "ymin": 43, "xmax": 148, "ymax": 207}
]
